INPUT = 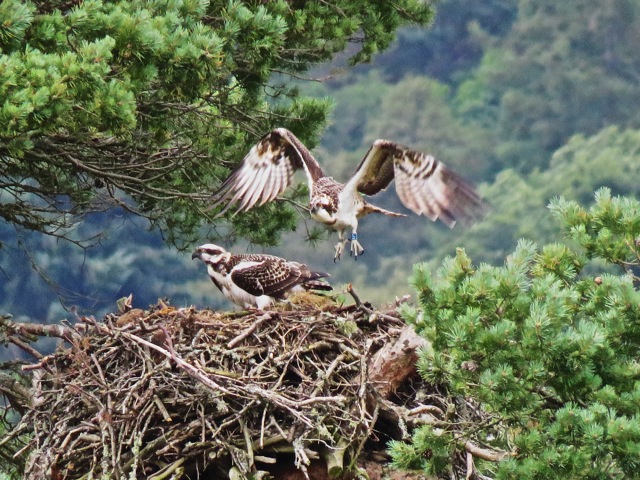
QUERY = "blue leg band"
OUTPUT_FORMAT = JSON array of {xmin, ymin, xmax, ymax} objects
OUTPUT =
[{"xmin": 351, "ymin": 233, "xmax": 357, "ymax": 241}]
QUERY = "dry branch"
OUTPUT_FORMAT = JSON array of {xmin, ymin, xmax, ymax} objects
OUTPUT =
[
  {"xmin": 1, "ymin": 299, "xmax": 509, "ymax": 480},
  {"xmin": 368, "ymin": 326, "xmax": 427, "ymax": 399},
  {"xmin": 3, "ymin": 302, "xmax": 418, "ymax": 479}
]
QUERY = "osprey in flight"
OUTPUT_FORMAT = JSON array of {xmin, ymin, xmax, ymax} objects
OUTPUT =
[
  {"xmin": 192, "ymin": 243, "xmax": 331, "ymax": 309},
  {"xmin": 211, "ymin": 128, "xmax": 485, "ymax": 261}
]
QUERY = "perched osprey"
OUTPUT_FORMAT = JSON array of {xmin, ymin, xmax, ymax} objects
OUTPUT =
[
  {"xmin": 192, "ymin": 243, "xmax": 331, "ymax": 309},
  {"xmin": 211, "ymin": 128, "xmax": 485, "ymax": 261}
]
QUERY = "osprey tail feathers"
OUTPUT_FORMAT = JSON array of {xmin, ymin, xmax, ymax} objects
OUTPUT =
[
  {"xmin": 299, "ymin": 266, "xmax": 332, "ymax": 291},
  {"xmin": 302, "ymin": 279, "xmax": 333, "ymax": 292}
]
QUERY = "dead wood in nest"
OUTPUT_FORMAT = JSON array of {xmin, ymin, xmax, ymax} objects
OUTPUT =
[{"xmin": 1, "ymin": 298, "xmax": 432, "ymax": 480}]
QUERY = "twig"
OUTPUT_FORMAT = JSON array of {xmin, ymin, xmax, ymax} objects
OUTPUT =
[
  {"xmin": 347, "ymin": 284, "xmax": 404, "ymax": 323},
  {"xmin": 125, "ymin": 328, "xmax": 236, "ymax": 397},
  {"xmin": 1, "ymin": 318, "xmax": 78, "ymax": 342},
  {"xmin": 310, "ymin": 354, "xmax": 344, "ymax": 398},
  {"xmin": 21, "ymin": 354, "xmax": 55, "ymax": 371},
  {"xmin": 8, "ymin": 336, "xmax": 43, "ymax": 360},
  {"xmin": 154, "ymin": 395, "xmax": 173, "ymax": 422},
  {"xmin": 466, "ymin": 449, "xmax": 474, "ymax": 479},
  {"xmin": 464, "ymin": 441, "xmax": 514, "ymax": 462},
  {"xmin": 240, "ymin": 418, "xmax": 254, "ymax": 470},
  {"xmin": 347, "ymin": 283, "xmax": 364, "ymax": 308},
  {"xmin": 147, "ymin": 457, "xmax": 186, "ymax": 480},
  {"xmin": 227, "ymin": 313, "xmax": 271, "ymax": 348},
  {"xmin": 409, "ymin": 404, "xmax": 445, "ymax": 418}
]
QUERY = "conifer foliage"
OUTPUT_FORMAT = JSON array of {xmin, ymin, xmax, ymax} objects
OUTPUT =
[
  {"xmin": 0, "ymin": 0, "xmax": 431, "ymax": 246},
  {"xmin": 391, "ymin": 189, "xmax": 640, "ymax": 479}
]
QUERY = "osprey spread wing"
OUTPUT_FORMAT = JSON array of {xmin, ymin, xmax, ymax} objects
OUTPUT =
[{"xmin": 211, "ymin": 128, "xmax": 486, "ymax": 260}]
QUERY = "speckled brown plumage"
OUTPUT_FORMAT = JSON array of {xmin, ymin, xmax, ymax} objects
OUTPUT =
[
  {"xmin": 210, "ymin": 128, "xmax": 486, "ymax": 260},
  {"xmin": 192, "ymin": 244, "xmax": 331, "ymax": 308}
]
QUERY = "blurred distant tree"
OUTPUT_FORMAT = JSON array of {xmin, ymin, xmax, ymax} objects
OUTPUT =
[
  {"xmin": 391, "ymin": 189, "xmax": 640, "ymax": 479},
  {"xmin": 456, "ymin": 0, "xmax": 640, "ymax": 172},
  {"xmin": 438, "ymin": 126, "xmax": 640, "ymax": 267},
  {"xmin": 319, "ymin": 72, "xmax": 391, "ymax": 155},
  {"xmin": 369, "ymin": 0, "xmax": 518, "ymax": 83},
  {"xmin": 0, "ymin": 212, "xmax": 203, "ymax": 323},
  {"xmin": 364, "ymin": 76, "xmax": 494, "ymax": 180},
  {"xmin": 0, "ymin": 0, "xmax": 432, "ymax": 249},
  {"xmin": 544, "ymin": 126, "xmax": 640, "ymax": 202}
]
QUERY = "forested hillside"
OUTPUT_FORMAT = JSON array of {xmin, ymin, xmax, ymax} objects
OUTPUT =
[
  {"xmin": 3, "ymin": 1, "xmax": 640, "ymax": 479},
  {"xmin": 2, "ymin": 0, "xmax": 640, "ymax": 323}
]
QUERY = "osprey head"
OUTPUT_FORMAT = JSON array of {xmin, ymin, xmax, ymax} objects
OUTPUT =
[
  {"xmin": 309, "ymin": 194, "xmax": 336, "ymax": 224},
  {"xmin": 192, "ymin": 243, "xmax": 230, "ymax": 271}
]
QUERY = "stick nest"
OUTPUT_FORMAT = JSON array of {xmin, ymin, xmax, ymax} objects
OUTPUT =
[{"xmin": 19, "ymin": 300, "xmax": 407, "ymax": 479}]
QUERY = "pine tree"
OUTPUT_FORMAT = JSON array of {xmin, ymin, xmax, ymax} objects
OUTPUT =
[
  {"xmin": 390, "ymin": 188, "xmax": 640, "ymax": 479},
  {"xmin": 0, "ymin": 0, "xmax": 432, "ymax": 247}
]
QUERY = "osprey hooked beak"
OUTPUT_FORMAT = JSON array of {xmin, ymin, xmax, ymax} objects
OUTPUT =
[{"xmin": 192, "ymin": 244, "xmax": 228, "ymax": 264}]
